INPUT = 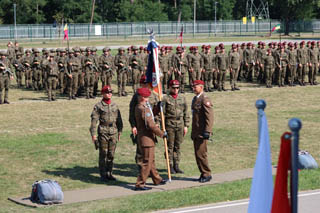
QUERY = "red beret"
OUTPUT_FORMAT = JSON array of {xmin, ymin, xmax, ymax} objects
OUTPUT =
[
  {"xmin": 139, "ymin": 46, "xmax": 144, "ymax": 50},
  {"xmin": 101, "ymin": 85, "xmax": 112, "ymax": 94},
  {"xmin": 169, "ymin": 80, "xmax": 180, "ymax": 87},
  {"xmin": 137, "ymin": 88, "xmax": 151, "ymax": 98},
  {"xmin": 193, "ymin": 80, "xmax": 204, "ymax": 86},
  {"xmin": 139, "ymin": 75, "xmax": 147, "ymax": 84}
]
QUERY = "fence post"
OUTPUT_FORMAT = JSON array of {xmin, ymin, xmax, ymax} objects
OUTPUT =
[
  {"xmin": 88, "ymin": 24, "xmax": 90, "ymax": 40},
  {"xmin": 240, "ymin": 20, "xmax": 242, "ymax": 36},
  {"xmin": 224, "ymin": 21, "xmax": 226, "ymax": 37}
]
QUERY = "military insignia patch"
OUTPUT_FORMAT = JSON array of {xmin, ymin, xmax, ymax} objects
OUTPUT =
[{"xmin": 146, "ymin": 113, "xmax": 151, "ymax": 117}]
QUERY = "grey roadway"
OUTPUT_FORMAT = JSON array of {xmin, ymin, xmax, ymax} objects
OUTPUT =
[{"xmin": 155, "ymin": 189, "xmax": 320, "ymax": 213}]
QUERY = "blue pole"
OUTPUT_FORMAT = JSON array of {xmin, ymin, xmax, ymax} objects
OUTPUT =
[
  {"xmin": 255, "ymin": 99, "xmax": 266, "ymax": 144},
  {"xmin": 288, "ymin": 118, "xmax": 302, "ymax": 213}
]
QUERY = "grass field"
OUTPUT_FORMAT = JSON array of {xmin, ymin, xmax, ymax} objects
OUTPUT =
[{"xmin": 0, "ymin": 74, "xmax": 320, "ymax": 212}]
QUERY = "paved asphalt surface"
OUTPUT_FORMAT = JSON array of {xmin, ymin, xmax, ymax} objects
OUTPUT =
[{"xmin": 155, "ymin": 189, "xmax": 320, "ymax": 213}]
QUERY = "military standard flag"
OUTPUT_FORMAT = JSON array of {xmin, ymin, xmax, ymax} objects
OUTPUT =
[
  {"xmin": 63, "ymin": 24, "xmax": 69, "ymax": 40},
  {"xmin": 146, "ymin": 39, "xmax": 160, "ymax": 89},
  {"xmin": 248, "ymin": 107, "xmax": 274, "ymax": 213}
]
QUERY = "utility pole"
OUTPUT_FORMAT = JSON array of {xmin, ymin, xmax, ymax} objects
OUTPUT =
[
  {"xmin": 13, "ymin": 3, "xmax": 17, "ymax": 42},
  {"xmin": 214, "ymin": 1, "xmax": 218, "ymax": 36},
  {"xmin": 193, "ymin": 0, "xmax": 196, "ymax": 36},
  {"xmin": 90, "ymin": 0, "xmax": 96, "ymax": 32}
]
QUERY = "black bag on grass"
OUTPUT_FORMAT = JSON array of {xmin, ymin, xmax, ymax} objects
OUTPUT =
[{"xmin": 30, "ymin": 179, "xmax": 64, "ymax": 204}]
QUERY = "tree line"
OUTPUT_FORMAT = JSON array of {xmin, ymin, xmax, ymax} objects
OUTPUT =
[{"xmin": 0, "ymin": 0, "xmax": 319, "ymax": 25}]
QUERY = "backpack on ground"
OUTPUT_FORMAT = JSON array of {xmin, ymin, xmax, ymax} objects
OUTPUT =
[
  {"xmin": 298, "ymin": 150, "xmax": 319, "ymax": 170},
  {"xmin": 30, "ymin": 179, "xmax": 64, "ymax": 204}
]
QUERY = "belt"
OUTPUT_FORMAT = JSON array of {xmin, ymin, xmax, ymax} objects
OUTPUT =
[
  {"xmin": 167, "ymin": 117, "xmax": 181, "ymax": 121},
  {"xmin": 100, "ymin": 122, "xmax": 114, "ymax": 127}
]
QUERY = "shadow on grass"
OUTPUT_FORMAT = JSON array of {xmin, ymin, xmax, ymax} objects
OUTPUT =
[{"xmin": 42, "ymin": 164, "xmax": 146, "ymax": 190}]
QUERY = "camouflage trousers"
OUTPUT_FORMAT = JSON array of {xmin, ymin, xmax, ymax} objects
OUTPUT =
[
  {"xmin": 67, "ymin": 72, "xmax": 79, "ymax": 97},
  {"xmin": 85, "ymin": 73, "xmax": 95, "ymax": 97},
  {"xmin": 101, "ymin": 71, "xmax": 112, "ymax": 88},
  {"xmin": 25, "ymin": 68, "xmax": 32, "ymax": 88},
  {"xmin": 16, "ymin": 71, "xmax": 24, "ymax": 88},
  {"xmin": 117, "ymin": 71, "xmax": 127, "ymax": 96},
  {"xmin": 166, "ymin": 125, "xmax": 184, "ymax": 166},
  {"xmin": 0, "ymin": 75, "xmax": 10, "ymax": 102},
  {"xmin": 229, "ymin": 68, "xmax": 239, "ymax": 89},
  {"xmin": 132, "ymin": 69, "xmax": 141, "ymax": 93},
  {"xmin": 47, "ymin": 76, "xmax": 58, "ymax": 100},
  {"xmin": 32, "ymin": 69, "xmax": 42, "ymax": 90},
  {"xmin": 98, "ymin": 134, "xmax": 117, "ymax": 178},
  {"xmin": 298, "ymin": 64, "xmax": 308, "ymax": 85},
  {"xmin": 203, "ymin": 70, "xmax": 213, "ymax": 91},
  {"xmin": 288, "ymin": 65, "xmax": 297, "ymax": 86},
  {"xmin": 308, "ymin": 64, "xmax": 318, "ymax": 84}
]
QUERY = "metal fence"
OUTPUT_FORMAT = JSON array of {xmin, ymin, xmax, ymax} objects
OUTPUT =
[{"xmin": 0, "ymin": 19, "xmax": 319, "ymax": 41}]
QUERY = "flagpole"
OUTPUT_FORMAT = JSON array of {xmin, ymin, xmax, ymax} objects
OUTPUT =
[
  {"xmin": 255, "ymin": 99, "xmax": 266, "ymax": 144},
  {"xmin": 288, "ymin": 118, "xmax": 302, "ymax": 213},
  {"xmin": 157, "ymin": 83, "xmax": 172, "ymax": 182}
]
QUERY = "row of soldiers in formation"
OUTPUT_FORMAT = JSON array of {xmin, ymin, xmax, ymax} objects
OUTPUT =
[{"xmin": 1, "ymin": 40, "xmax": 320, "ymax": 103}]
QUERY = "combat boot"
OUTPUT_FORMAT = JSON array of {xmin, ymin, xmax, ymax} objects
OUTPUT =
[
  {"xmin": 107, "ymin": 172, "xmax": 117, "ymax": 181},
  {"xmin": 170, "ymin": 165, "xmax": 176, "ymax": 174},
  {"xmin": 3, "ymin": 100, "xmax": 10, "ymax": 104},
  {"xmin": 174, "ymin": 164, "xmax": 184, "ymax": 174}
]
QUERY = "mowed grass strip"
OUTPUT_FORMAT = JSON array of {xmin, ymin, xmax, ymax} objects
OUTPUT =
[{"xmin": 0, "ymin": 79, "xmax": 320, "ymax": 212}]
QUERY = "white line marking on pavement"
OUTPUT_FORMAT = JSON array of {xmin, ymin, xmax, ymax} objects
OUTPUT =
[{"xmin": 170, "ymin": 190, "xmax": 320, "ymax": 213}]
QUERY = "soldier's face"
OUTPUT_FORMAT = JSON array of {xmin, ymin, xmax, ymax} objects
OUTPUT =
[
  {"xmin": 170, "ymin": 86, "xmax": 179, "ymax": 95},
  {"xmin": 103, "ymin": 91, "xmax": 112, "ymax": 99},
  {"xmin": 192, "ymin": 84, "xmax": 203, "ymax": 95}
]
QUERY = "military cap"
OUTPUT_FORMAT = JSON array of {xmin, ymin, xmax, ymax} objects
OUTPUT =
[
  {"xmin": 283, "ymin": 41, "xmax": 287, "ymax": 45},
  {"xmin": 267, "ymin": 48, "xmax": 272, "ymax": 53},
  {"xmin": 42, "ymin": 48, "xmax": 47, "ymax": 52},
  {"xmin": 294, "ymin": 42, "xmax": 298, "ymax": 46},
  {"xmin": 86, "ymin": 47, "xmax": 91, "ymax": 52},
  {"xmin": 241, "ymin": 43, "xmax": 246, "ymax": 46},
  {"xmin": 74, "ymin": 48, "xmax": 80, "ymax": 52},
  {"xmin": 25, "ymin": 49, "xmax": 31, "ymax": 53},
  {"xmin": 144, "ymin": 47, "xmax": 147, "ymax": 51},
  {"xmin": 231, "ymin": 43, "xmax": 236, "ymax": 47},
  {"xmin": 33, "ymin": 49, "xmax": 40, "ymax": 53},
  {"xmin": 103, "ymin": 47, "xmax": 111, "ymax": 52},
  {"xmin": 236, "ymin": 44, "xmax": 240, "ymax": 47},
  {"xmin": 49, "ymin": 53, "xmax": 55, "ymax": 57},
  {"xmin": 0, "ymin": 51, "xmax": 7, "ymax": 56},
  {"xmin": 215, "ymin": 46, "xmax": 220, "ymax": 50},
  {"xmin": 137, "ymin": 87, "xmax": 151, "ymax": 98},
  {"xmin": 31, "ymin": 48, "xmax": 35, "ymax": 52},
  {"xmin": 169, "ymin": 80, "xmax": 180, "ymax": 87},
  {"xmin": 193, "ymin": 46, "xmax": 198, "ymax": 50},
  {"xmin": 262, "ymin": 42, "xmax": 266, "ymax": 46},
  {"xmin": 68, "ymin": 49, "xmax": 74, "ymax": 54},
  {"xmin": 205, "ymin": 45, "xmax": 211, "ymax": 49},
  {"xmin": 132, "ymin": 46, "xmax": 138, "ymax": 51},
  {"xmin": 80, "ymin": 47, "xmax": 85, "ymax": 52},
  {"xmin": 193, "ymin": 80, "xmax": 204, "ymax": 86},
  {"xmin": 43, "ymin": 49, "xmax": 49, "ymax": 54},
  {"xmin": 201, "ymin": 44, "xmax": 206, "ymax": 49},
  {"xmin": 60, "ymin": 49, "xmax": 66, "ymax": 53},
  {"xmin": 101, "ymin": 85, "xmax": 112, "ymax": 94},
  {"xmin": 219, "ymin": 43, "xmax": 225, "ymax": 49},
  {"xmin": 311, "ymin": 41, "xmax": 316, "ymax": 45},
  {"xmin": 139, "ymin": 46, "xmax": 144, "ymax": 50},
  {"xmin": 247, "ymin": 42, "xmax": 252, "ymax": 46},
  {"xmin": 16, "ymin": 52, "xmax": 23, "ymax": 56},
  {"xmin": 118, "ymin": 47, "xmax": 125, "ymax": 51},
  {"xmin": 56, "ymin": 48, "xmax": 61, "ymax": 53},
  {"xmin": 288, "ymin": 42, "xmax": 293, "ymax": 47},
  {"xmin": 160, "ymin": 46, "xmax": 166, "ymax": 51},
  {"xmin": 300, "ymin": 41, "xmax": 305, "ymax": 45},
  {"xmin": 139, "ymin": 75, "xmax": 147, "ymax": 84},
  {"xmin": 49, "ymin": 49, "xmax": 56, "ymax": 53},
  {"xmin": 91, "ymin": 47, "xmax": 97, "ymax": 52},
  {"xmin": 307, "ymin": 41, "xmax": 311, "ymax": 45},
  {"xmin": 127, "ymin": 46, "xmax": 132, "ymax": 50},
  {"xmin": 176, "ymin": 46, "xmax": 182, "ymax": 51}
]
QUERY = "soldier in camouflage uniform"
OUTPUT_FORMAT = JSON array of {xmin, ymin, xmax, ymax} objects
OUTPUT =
[
  {"xmin": 12, "ymin": 52, "xmax": 24, "ymax": 88},
  {"xmin": 262, "ymin": 49, "xmax": 275, "ymax": 88},
  {"xmin": 22, "ymin": 49, "xmax": 33, "ymax": 88},
  {"xmin": 297, "ymin": 41, "xmax": 309, "ymax": 86},
  {"xmin": 14, "ymin": 41, "xmax": 24, "ymax": 56},
  {"xmin": 66, "ymin": 50, "xmax": 81, "ymax": 100},
  {"xmin": 6, "ymin": 42, "xmax": 15, "ymax": 64},
  {"xmin": 287, "ymin": 42, "xmax": 297, "ymax": 86},
  {"xmin": 114, "ymin": 47, "xmax": 128, "ymax": 97},
  {"xmin": 161, "ymin": 80, "xmax": 189, "ymax": 174},
  {"xmin": 173, "ymin": 47, "xmax": 188, "ymax": 93},
  {"xmin": 216, "ymin": 45, "xmax": 229, "ymax": 91},
  {"xmin": 0, "ymin": 52, "xmax": 13, "ymax": 104},
  {"xmin": 90, "ymin": 85, "xmax": 123, "ymax": 182},
  {"xmin": 32, "ymin": 49, "xmax": 42, "ymax": 90},
  {"xmin": 308, "ymin": 41, "xmax": 319, "ymax": 85},
  {"xmin": 41, "ymin": 49, "xmax": 49, "ymax": 91},
  {"xmin": 212, "ymin": 46, "xmax": 220, "ymax": 90},
  {"xmin": 243, "ymin": 43, "xmax": 255, "ymax": 82},
  {"xmin": 201, "ymin": 45, "xmax": 214, "ymax": 92},
  {"xmin": 129, "ymin": 46, "xmax": 143, "ymax": 93},
  {"xmin": 189, "ymin": 46, "xmax": 202, "ymax": 82},
  {"xmin": 276, "ymin": 45, "xmax": 288, "ymax": 87},
  {"xmin": 159, "ymin": 46, "xmax": 170, "ymax": 94},
  {"xmin": 57, "ymin": 49, "xmax": 67, "ymax": 93},
  {"xmin": 99, "ymin": 47, "xmax": 114, "ymax": 88},
  {"xmin": 45, "ymin": 54, "xmax": 59, "ymax": 101},
  {"xmin": 83, "ymin": 53, "xmax": 96, "ymax": 99},
  {"xmin": 229, "ymin": 44, "xmax": 240, "ymax": 91}
]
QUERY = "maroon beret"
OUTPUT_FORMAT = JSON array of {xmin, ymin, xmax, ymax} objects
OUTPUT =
[
  {"xmin": 193, "ymin": 80, "xmax": 204, "ymax": 86},
  {"xmin": 169, "ymin": 80, "xmax": 180, "ymax": 87},
  {"xmin": 101, "ymin": 85, "xmax": 112, "ymax": 94},
  {"xmin": 137, "ymin": 88, "xmax": 151, "ymax": 97}
]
